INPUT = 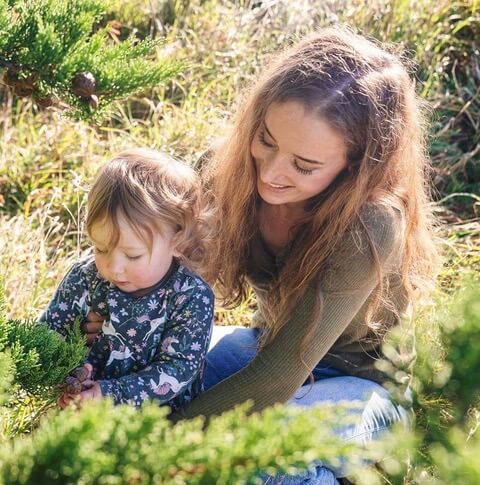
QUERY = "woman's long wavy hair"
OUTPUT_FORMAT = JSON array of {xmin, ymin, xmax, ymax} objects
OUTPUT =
[{"xmin": 203, "ymin": 27, "xmax": 439, "ymax": 349}]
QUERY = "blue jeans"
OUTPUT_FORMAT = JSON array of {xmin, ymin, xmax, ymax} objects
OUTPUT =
[{"xmin": 205, "ymin": 326, "xmax": 412, "ymax": 484}]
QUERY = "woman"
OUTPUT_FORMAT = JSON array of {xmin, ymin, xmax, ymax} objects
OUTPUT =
[{"xmin": 83, "ymin": 27, "xmax": 438, "ymax": 483}]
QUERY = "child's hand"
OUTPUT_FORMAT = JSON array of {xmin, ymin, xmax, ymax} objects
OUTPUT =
[
  {"xmin": 78, "ymin": 380, "xmax": 102, "ymax": 404},
  {"xmin": 59, "ymin": 363, "xmax": 95, "ymax": 409},
  {"xmin": 58, "ymin": 389, "xmax": 79, "ymax": 409},
  {"xmin": 58, "ymin": 379, "xmax": 102, "ymax": 409},
  {"xmin": 72, "ymin": 363, "xmax": 93, "ymax": 382}
]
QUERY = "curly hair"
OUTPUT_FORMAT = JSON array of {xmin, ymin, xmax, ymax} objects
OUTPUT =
[{"xmin": 86, "ymin": 148, "xmax": 213, "ymax": 277}]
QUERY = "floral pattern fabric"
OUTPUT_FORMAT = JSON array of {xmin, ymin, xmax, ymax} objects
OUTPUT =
[{"xmin": 40, "ymin": 257, "xmax": 214, "ymax": 409}]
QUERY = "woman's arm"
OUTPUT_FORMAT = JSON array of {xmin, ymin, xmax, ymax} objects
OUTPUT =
[{"xmin": 170, "ymin": 205, "xmax": 402, "ymax": 421}]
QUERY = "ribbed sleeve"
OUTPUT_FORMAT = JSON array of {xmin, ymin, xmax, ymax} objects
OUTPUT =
[{"xmin": 171, "ymin": 204, "xmax": 402, "ymax": 421}]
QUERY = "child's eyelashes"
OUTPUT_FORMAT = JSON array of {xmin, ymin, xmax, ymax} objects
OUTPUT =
[{"xmin": 93, "ymin": 247, "xmax": 143, "ymax": 260}]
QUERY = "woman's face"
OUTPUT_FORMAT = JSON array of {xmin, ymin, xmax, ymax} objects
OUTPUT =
[{"xmin": 251, "ymin": 100, "xmax": 348, "ymax": 209}]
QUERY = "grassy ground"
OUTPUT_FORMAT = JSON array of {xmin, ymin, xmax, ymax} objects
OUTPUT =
[
  {"xmin": 1, "ymin": 0, "xmax": 478, "ymax": 321},
  {"xmin": 0, "ymin": 0, "xmax": 479, "ymax": 477}
]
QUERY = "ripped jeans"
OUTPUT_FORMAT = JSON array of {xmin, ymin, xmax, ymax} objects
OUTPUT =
[{"xmin": 204, "ymin": 326, "xmax": 412, "ymax": 484}]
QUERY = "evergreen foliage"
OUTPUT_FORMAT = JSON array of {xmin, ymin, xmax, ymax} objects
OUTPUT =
[
  {"xmin": 0, "ymin": 285, "xmax": 87, "ymax": 400},
  {"xmin": 353, "ymin": 282, "xmax": 480, "ymax": 484},
  {"xmin": 0, "ymin": 1, "xmax": 478, "ymax": 482},
  {"xmin": 0, "ymin": 319, "xmax": 87, "ymax": 399},
  {"xmin": 0, "ymin": 0, "xmax": 182, "ymax": 121},
  {"xmin": 0, "ymin": 400, "xmax": 359, "ymax": 484},
  {"xmin": 0, "ymin": 352, "xmax": 14, "ymax": 407}
]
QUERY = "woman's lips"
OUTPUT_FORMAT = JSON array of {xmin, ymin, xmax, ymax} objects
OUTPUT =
[{"xmin": 262, "ymin": 180, "xmax": 293, "ymax": 191}]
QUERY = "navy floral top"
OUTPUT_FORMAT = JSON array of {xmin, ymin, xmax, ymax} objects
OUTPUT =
[{"xmin": 39, "ymin": 257, "xmax": 214, "ymax": 409}]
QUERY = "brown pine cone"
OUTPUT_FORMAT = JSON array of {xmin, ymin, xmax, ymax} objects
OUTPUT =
[
  {"xmin": 72, "ymin": 366, "xmax": 90, "ymax": 382},
  {"xmin": 64, "ymin": 376, "xmax": 82, "ymax": 394},
  {"xmin": 14, "ymin": 83, "xmax": 34, "ymax": 97},
  {"xmin": 2, "ymin": 69, "xmax": 21, "ymax": 88},
  {"xmin": 72, "ymin": 72, "xmax": 96, "ymax": 98},
  {"xmin": 35, "ymin": 95, "xmax": 55, "ymax": 108}
]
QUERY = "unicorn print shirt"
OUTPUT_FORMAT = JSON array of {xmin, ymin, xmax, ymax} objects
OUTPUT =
[{"xmin": 39, "ymin": 257, "xmax": 214, "ymax": 409}]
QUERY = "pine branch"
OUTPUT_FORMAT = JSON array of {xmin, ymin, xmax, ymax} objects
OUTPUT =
[
  {"xmin": 0, "ymin": 282, "xmax": 88, "ymax": 400},
  {"xmin": 0, "ymin": 0, "xmax": 183, "ymax": 121}
]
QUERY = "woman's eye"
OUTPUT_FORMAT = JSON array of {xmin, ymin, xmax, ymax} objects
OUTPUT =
[
  {"xmin": 94, "ymin": 247, "xmax": 107, "ymax": 255},
  {"xmin": 293, "ymin": 160, "xmax": 314, "ymax": 175},
  {"xmin": 259, "ymin": 129, "xmax": 275, "ymax": 148}
]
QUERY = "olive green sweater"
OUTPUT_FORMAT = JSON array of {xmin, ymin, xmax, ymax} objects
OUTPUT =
[{"xmin": 172, "ymin": 204, "xmax": 411, "ymax": 421}]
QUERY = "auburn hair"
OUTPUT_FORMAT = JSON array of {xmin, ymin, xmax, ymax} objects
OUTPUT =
[
  {"xmin": 202, "ymin": 27, "xmax": 439, "ymax": 349},
  {"xmin": 86, "ymin": 148, "xmax": 213, "ymax": 277}
]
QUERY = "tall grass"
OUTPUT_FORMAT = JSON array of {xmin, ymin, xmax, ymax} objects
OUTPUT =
[{"xmin": 0, "ymin": 0, "xmax": 478, "ymax": 326}]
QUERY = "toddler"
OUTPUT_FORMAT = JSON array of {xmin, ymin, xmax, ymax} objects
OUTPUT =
[{"xmin": 40, "ymin": 149, "xmax": 214, "ymax": 409}]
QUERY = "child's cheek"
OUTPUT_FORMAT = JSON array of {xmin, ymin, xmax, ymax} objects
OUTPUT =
[
  {"xmin": 129, "ymin": 266, "xmax": 152, "ymax": 286},
  {"xmin": 94, "ymin": 256, "xmax": 108, "ymax": 280}
]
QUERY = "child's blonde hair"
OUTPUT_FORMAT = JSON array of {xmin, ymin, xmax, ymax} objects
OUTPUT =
[{"xmin": 86, "ymin": 148, "xmax": 212, "ymax": 276}]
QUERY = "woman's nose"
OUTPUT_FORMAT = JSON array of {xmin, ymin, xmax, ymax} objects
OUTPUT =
[{"xmin": 261, "ymin": 153, "xmax": 288, "ymax": 182}]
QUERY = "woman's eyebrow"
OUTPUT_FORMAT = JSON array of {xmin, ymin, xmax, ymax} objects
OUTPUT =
[{"xmin": 263, "ymin": 121, "xmax": 324, "ymax": 165}]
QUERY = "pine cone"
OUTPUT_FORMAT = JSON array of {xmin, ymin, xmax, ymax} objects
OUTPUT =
[
  {"xmin": 64, "ymin": 376, "xmax": 82, "ymax": 394},
  {"xmin": 72, "ymin": 365, "xmax": 90, "ymax": 382},
  {"xmin": 2, "ymin": 69, "xmax": 20, "ymax": 88},
  {"xmin": 14, "ymin": 83, "xmax": 34, "ymax": 97},
  {"xmin": 3, "ymin": 69, "xmax": 37, "ymax": 95},
  {"xmin": 35, "ymin": 95, "xmax": 55, "ymax": 108},
  {"xmin": 72, "ymin": 72, "xmax": 97, "ymax": 98}
]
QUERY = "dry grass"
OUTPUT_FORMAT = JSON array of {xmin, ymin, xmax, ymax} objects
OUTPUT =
[{"xmin": 0, "ymin": 0, "xmax": 478, "ymax": 355}]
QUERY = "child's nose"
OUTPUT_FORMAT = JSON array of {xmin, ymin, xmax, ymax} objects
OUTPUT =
[{"xmin": 107, "ymin": 255, "xmax": 124, "ymax": 275}]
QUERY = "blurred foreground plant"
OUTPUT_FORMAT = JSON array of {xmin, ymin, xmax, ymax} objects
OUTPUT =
[
  {"xmin": 352, "ymin": 278, "xmax": 480, "ymax": 484},
  {"xmin": 0, "ymin": 399, "xmax": 364, "ymax": 484}
]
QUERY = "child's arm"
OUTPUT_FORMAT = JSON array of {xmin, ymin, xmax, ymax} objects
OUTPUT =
[
  {"xmin": 39, "ymin": 261, "xmax": 92, "ymax": 337},
  {"xmin": 97, "ymin": 284, "xmax": 214, "ymax": 407}
]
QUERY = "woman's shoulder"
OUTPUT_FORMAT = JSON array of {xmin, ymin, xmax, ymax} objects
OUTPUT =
[
  {"xmin": 353, "ymin": 202, "xmax": 404, "ymax": 256},
  {"xmin": 325, "ymin": 203, "xmax": 404, "ymax": 275},
  {"xmin": 319, "ymin": 203, "xmax": 404, "ymax": 291}
]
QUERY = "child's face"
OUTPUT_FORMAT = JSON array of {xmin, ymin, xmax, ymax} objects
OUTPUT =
[{"xmin": 89, "ymin": 214, "xmax": 177, "ymax": 293}]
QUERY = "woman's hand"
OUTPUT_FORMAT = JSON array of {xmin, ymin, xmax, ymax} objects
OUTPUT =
[{"xmin": 82, "ymin": 312, "xmax": 104, "ymax": 346}]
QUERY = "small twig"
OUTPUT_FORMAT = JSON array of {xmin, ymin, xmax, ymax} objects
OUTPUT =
[
  {"xmin": 436, "ymin": 192, "xmax": 480, "ymax": 205},
  {"xmin": 447, "ymin": 144, "xmax": 480, "ymax": 174}
]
